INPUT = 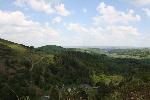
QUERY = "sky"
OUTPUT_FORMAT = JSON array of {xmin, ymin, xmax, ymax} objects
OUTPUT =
[{"xmin": 0, "ymin": 0, "xmax": 150, "ymax": 47}]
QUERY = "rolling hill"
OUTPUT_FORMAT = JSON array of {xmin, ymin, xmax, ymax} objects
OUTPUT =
[{"xmin": 0, "ymin": 38, "xmax": 150, "ymax": 100}]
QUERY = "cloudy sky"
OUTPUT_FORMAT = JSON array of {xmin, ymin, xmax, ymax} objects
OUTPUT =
[{"xmin": 0, "ymin": 0, "xmax": 150, "ymax": 47}]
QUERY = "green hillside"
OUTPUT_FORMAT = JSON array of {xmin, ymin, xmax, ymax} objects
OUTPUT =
[
  {"xmin": 36, "ymin": 45, "xmax": 65, "ymax": 54},
  {"xmin": 72, "ymin": 47, "xmax": 150, "ymax": 59},
  {"xmin": 0, "ymin": 38, "xmax": 28, "ymax": 54},
  {"xmin": 0, "ymin": 38, "xmax": 150, "ymax": 100}
]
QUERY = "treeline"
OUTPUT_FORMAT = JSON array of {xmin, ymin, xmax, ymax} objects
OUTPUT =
[{"xmin": 108, "ymin": 48, "xmax": 150, "ymax": 58}]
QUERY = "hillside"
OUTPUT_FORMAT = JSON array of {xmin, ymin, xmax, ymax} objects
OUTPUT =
[
  {"xmin": 0, "ymin": 38, "xmax": 150, "ymax": 100},
  {"xmin": 36, "ymin": 45, "xmax": 65, "ymax": 54},
  {"xmin": 71, "ymin": 47, "xmax": 150, "ymax": 59}
]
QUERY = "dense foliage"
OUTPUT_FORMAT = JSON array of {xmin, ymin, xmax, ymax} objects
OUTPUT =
[{"xmin": 0, "ymin": 38, "xmax": 150, "ymax": 100}]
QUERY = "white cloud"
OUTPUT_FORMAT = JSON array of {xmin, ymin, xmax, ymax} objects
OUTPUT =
[
  {"xmin": 5, "ymin": 1, "xmax": 149, "ymax": 47},
  {"xmin": 67, "ymin": 23, "xmax": 88, "ymax": 33},
  {"xmin": 127, "ymin": 0, "xmax": 150, "ymax": 6},
  {"xmin": 65, "ymin": 22, "xmax": 141, "ymax": 46},
  {"xmin": 63, "ymin": 2, "xmax": 144, "ymax": 46},
  {"xmin": 15, "ymin": 0, "xmax": 54, "ymax": 15},
  {"xmin": 62, "ymin": 3, "xmax": 144, "ymax": 46},
  {"xmin": 15, "ymin": 0, "xmax": 71, "ymax": 16},
  {"xmin": 55, "ymin": 3, "xmax": 71, "ymax": 16},
  {"xmin": 82, "ymin": 8, "xmax": 87, "ymax": 13},
  {"xmin": 0, "ymin": 10, "xmax": 60, "ymax": 47},
  {"xmin": 52, "ymin": 16, "xmax": 63, "ymax": 24},
  {"xmin": 143, "ymin": 8, "xmax": 150, "ymax": 17},
  {"xmin": 93, "ymin": 2, "xmax": 140, "ymax": 25}
]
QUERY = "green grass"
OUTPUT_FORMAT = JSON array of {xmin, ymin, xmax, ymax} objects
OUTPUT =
[
  {"xmin": 8, "ymin": 44, "xmax": 26, "ymax": 53},
  {"xmin": 0, "ymin": 39, "xmax": 27, "ymax": 55}
]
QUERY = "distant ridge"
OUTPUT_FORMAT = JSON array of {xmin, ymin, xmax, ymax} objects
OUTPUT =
[{"xmin": 63, "ymin": 46, "xmax": 150, "ymax": 49}]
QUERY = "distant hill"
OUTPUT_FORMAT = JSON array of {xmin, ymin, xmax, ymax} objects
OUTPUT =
[
  {"xmin": 64, "ymin": 46, "xmax": 150, "ymax": 49},
  {"xmin": 36, "ymin": 45, "xmax": 65, "ymax": 54}
]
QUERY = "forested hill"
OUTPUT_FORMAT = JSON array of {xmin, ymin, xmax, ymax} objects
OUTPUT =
[
  {"xmin": 0, "ymin": 38, "xmax": 150, "ymax": 100},
  {"xmin": 36, "ymin": 45, "xmax": 65, "ymax": 54}
]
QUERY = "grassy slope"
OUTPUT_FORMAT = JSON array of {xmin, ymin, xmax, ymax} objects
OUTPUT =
[{"xmin": 0, "ymin": 39, "xmax": 27, "ymax": 55}]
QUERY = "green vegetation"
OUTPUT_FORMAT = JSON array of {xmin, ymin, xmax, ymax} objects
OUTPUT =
[
  {"xmin": 72, "ymin": 47, "xmax": 150, "ymax": 59},
  {"xmin": 0, "ymin": 38, "xmax": 150, "ymax": 100}
]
